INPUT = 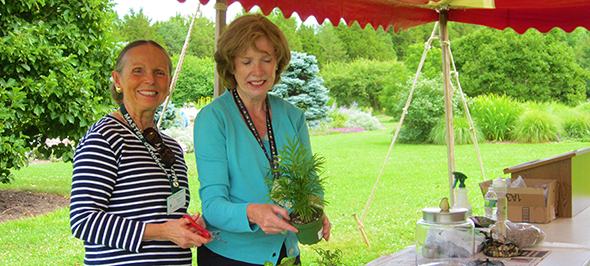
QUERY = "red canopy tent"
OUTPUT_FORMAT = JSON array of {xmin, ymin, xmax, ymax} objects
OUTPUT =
[
  {"xmin": 198, "ymin": 0, "xmax": 590, "ymax": 34},
  {"xmin": 180, "ymin": 0, "xmax": 590, "ymax": 243}
]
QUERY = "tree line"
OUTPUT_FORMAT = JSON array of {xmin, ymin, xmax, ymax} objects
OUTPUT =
[{"xmin": 1, "ymin": 0, "xmax": 589, "ymax": 183}]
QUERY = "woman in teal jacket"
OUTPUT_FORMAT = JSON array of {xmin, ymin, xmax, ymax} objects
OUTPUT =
[{"xmin": 193, "ymin": 14, "xmax": 331, "ymax": 265}]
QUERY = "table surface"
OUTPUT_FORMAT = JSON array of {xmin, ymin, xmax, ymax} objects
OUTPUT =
[{"xmin": 366, "ymin": 207, "xmax": 590, "ymax": 266}]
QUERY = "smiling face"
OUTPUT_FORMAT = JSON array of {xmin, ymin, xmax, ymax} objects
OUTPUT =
[
  {"xmin": 233, "ymin": 36, "xmax": 277, "ymax": 103},
  {"xmin": 112, "ymin": 44, "xmax": 171, "ymax": 116}
]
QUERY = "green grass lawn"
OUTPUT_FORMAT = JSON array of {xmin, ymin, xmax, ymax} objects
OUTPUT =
[{"xmin": 1, "ymin": 117, "xmax": 589, "ymax": 265}]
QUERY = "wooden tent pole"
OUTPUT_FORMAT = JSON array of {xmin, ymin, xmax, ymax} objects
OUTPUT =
[
  {"xmin": 213, "ymin": 0, "xmax": 227, "ymax": 98},
  {"xmin": 439, "ymin": 9, "xmax": 456, "ymax": 205}
]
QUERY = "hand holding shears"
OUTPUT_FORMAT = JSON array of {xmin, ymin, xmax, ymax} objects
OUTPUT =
[{"xmin": 183, "ymin": 213, "xmax": 227, "ymax": 243}]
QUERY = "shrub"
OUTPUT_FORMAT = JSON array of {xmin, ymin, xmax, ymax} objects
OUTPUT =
[
  {"xmin": 327, "ymin": 107, "xmax": 349, "ymax": 129},
  {"xmin": 321, "ymin": 59, "xmax": 409, "ymax": 111},
  {"xmin": 512, "ymin": 109, "xmax": 562, "ymax": 143},
  {"xmin": 170, "ymin": 55, "xmax": 215, "ymax": 105},
  {"xmin": 393, "ymin": 77, "xmax": 463, "ymax": 143},
  {"xmin": 470, "ymin": 94, "xmax": 523, "ymax": 141},
  {"xmin": 271, "ymin": 51, "xmax": 331, "ymax": 130},
  {"xmin": 344, "ymin": 111, "xmax": 382, "ymax": 131},
  {"xmin": 556, "ymin": 104, "xmax": 590, "ymax": 139},
  {"xmin": 336, "ymin": 103, "xmax": 382, "ymax": 131},
  {"xmin": 155, "ymin": 102, "xmax": 183, "ymax": 131},
  {"xmin": 429, "ymin": 116, "xmax": 485, "ymax": 145},
  {"xmin": 163, "ymin": 126, "xmax": 194, "ymax": 154}
]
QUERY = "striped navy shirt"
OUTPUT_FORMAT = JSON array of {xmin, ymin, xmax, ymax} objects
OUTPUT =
[{"xmin": 69, "ymin": 115, "xmax": 192, "ymax": 265}]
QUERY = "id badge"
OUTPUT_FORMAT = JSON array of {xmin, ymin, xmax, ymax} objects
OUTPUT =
[{"xmin": 166, "ymin": 188, "xmax": 186, "ymax": 215}]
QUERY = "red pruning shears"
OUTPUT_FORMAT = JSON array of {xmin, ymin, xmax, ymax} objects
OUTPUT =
[{"xmin": 183, "ymin": 214, "xmax": 227, "ymax": 243}]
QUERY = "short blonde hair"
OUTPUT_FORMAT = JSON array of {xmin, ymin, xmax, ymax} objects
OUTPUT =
[{"xmin": 214, "ymin": 14, "xmax": 291, "ymax": 90}]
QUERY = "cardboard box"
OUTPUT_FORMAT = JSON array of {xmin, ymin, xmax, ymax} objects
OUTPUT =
[{"xmin": 478, "ymin": 179, "xmax": 558, "ymax": 223}]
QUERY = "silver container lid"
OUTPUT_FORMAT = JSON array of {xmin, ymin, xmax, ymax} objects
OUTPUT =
[{"xmin": 421, "ymin": 207, "xmax": 468, "ymax": 223}]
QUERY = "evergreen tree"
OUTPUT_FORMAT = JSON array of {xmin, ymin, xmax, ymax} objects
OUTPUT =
[
  {"xmin": 298, "ymin": 24, "xmax": 321, "ymax": 60},
  {"xmin": 316, "ymin": 23, "xmax": 349, "ymax": 65},
  {"xmin": 334, "ymin": 21, "xmax": 396, "ymax": 61},
  {"xmin": 114, "ymin": 8, "xmax": 166, "ymax": 47},
  {"xmin": 154, "ymin": 14, "xmax": 215, "ymax": 58},
  {"xmin": 266, "ymin": 9, "xmax": 303, "ymax": 52},
  {"xmin": 270, "ymin": 52, "xmax": 330, "ymax": 129}
]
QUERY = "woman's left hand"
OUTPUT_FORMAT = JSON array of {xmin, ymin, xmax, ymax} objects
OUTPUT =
[{"xmin": 322, "ymin": 214, "xmax": 331, "ymax": 241}]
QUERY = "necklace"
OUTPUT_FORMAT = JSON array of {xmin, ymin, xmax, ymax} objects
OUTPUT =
[{"xmin": 231, "ymin": 89, "xmax": 278, "ymax": 178}]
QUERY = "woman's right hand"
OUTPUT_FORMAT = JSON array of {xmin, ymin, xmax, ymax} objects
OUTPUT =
[
  {"xmin": 143, "ymin": 217, "xmax": 213, "ymax": 249},
  {"xmin": 247, "ymin": 203, "xmax": 298, "ymax": 234}
]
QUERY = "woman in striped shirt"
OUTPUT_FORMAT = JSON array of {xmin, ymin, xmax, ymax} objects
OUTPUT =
[{"xmin": 69, "ymin": 40, "xmax": 211, "ymax": 265}]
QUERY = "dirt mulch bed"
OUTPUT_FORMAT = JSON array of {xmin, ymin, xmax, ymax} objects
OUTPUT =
[{"xmin": 0, "ymin": 189, "xmax": 70, "ymax": 224}]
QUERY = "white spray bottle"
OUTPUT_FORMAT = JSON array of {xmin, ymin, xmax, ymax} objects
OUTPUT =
[{"xmin": 452, "ymin": 171, "xmax": 473, "ymax": 216}]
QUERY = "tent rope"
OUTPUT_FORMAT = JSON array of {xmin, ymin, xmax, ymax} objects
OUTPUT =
[
  {"xmin": 354, "ymin": 22, "xmax": 440, "ymax": 247},
  {"xmin": 447, "ymin": 43, "xmax": 486, "ymax": 182},
  {"xmin": 157, "ymin": 4, "xmax": 201, "ymax": 128},
  {"xmin": 354, "ymin": 22, "xmax": 487, "ymax": 247}
]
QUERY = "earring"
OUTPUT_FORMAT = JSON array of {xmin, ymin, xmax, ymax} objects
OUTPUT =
[{"xmin": 115, "ymin": 87, "xmax": 122, "ymax": 93}]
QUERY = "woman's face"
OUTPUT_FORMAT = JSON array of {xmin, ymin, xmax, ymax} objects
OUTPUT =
[
  {"xmin": 233, "ymin": 36, "xmax": 277, "ymax": 102},
  {"xmin": 112, "ymin": 44, "xmax": 171, "ymax": 114}
]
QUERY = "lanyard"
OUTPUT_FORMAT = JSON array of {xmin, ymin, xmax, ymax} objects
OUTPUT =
[
  {"xmin": 120, "ymin": 105, "xmax": 180, "ymax": 193},
  {"xmin": 231, "ymin": 89, "xmax": 279, "ymax": 178}
]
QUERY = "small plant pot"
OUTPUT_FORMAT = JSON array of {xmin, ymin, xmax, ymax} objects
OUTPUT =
[{"xmin": 292, "ymin": 211, "xmax": 324, "ymax": 245}]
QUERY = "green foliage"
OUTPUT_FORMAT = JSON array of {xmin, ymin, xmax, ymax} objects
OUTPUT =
[
  {"xmin": 154, "ymin": 102, "xmax": 183, "ymax": 130},
  {"xmin": 170, "ymin": 54, "xmax": 215, "ymax": 104},
  {"xmin": 328, "ymin": 109, "xmax": 349, "ymax": 129},
  {"xmin": 453, "ymin": 27, "xmax": 588, "ymax": 105},
  {"xmin": 403, "ymin": 43, "xmax": 443, "ymax": 80},
  {"xmin": 564, "ymin": 105, "xmax": 590, "ymax": 138},
  {"xmin": 271, "ymin": 51, "xmax": 331, "ymax": 129},
  {"xmin": 334, "ymin": 21, "xmax": 396, "ymax": 61},
  {"xmin": 266, "ymin": 9, "xmax": 303, "ymax": 52},
  {"xmin": 264, "ymin": 257, "xmax": 299, "ymax": 266},
  {"xmin": 470, "ymin": 94, "xmax": 523, "ymax": 141},
  {"xmin": 313, "ymin": 248, "xmax": 343, "ymax": 266},
  {"xmin": 113, "ymin": 8, "xmax": 167, "ymax": 48},
  {"xmin": 0, "ymin": 0, "xmax": 117, "ymax": 182},
  {"xmin": 314, "ymin": 24, "xmax": 349, "ymax": 66},
  {"xmin": 393, "ymin": 77, "xmax": 463, "ymax": 143},
  {"xmin": 512, "ymin": 107, "xmax": 562, "ymax": 143},
  {"xmin": 322, "ymin": 59, "xmax": 409, "ymax": 112},
  {"xmin": 154, "ymin": 14, "xmax": 215, "ymax": 58},
  {"xmin": 267, "ymin": 136, "xmax": 326, "ymax": 223},
  {"xmin": 4, "ymin": 132, "xmax": 590, "ymax": 265},
  {"xmin": 429, "ymin": 116, "xmax": 485, "ymax": 145}
]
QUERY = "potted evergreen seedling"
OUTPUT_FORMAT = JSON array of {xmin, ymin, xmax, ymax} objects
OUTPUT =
[{"xmin": 266, "ymin": 136, "xmax": 327, "ymax": 245}]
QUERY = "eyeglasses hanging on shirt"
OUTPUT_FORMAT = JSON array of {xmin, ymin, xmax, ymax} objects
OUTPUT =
[{"xmin": 143, "ymin": 128, "xmax": 176, "ymax": 168}]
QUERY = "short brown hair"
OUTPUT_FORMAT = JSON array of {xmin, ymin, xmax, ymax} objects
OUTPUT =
[
  {"xmin": 109, "ymin": 40, "xmax": 172, "ymax": 106},
  {"xmin": 214, "ymin": 14, "xmax": 291, "ymax": 90}
]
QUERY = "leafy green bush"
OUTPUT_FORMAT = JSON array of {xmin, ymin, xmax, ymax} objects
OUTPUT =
[
  {"xmin": 470, "ymin": 94, "xmax": 523, "ymax": 141},
  {"xmin": 512, "ymin": 108, "xmax": 562, "ymax": 143},
  {"xmin": 327, "ymin": 108, "xmax": 349, "ymax": 129},
  {"xmin": 429, "ymin": 116, "xmax": 485, "ymax": 145},
  {"xmin": 1, "ymin": 0, "xmax": 116, "ymax": 182},
  {"xmin": 393, "ymin": 77, "xmax": 463, "ymax": 143},
  {"xmin": 559, "ymin": 105, "xmax": 590, "ymax": 138},
  {"xmin": 170, "ymin": 54, "xmax": 215, "ymax": 105},
  {"xmin": 321, "ymin": 59, "xmax": 409, "ymax": 111},
  {"xmin": 453, "ymin": 27, "xmax": 588, "ymax": 106}
]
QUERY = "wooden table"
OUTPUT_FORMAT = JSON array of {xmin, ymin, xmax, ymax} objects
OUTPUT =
[{"xmin": 365, "ymin": 207, "xmax": 590, "ymax": 265}]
